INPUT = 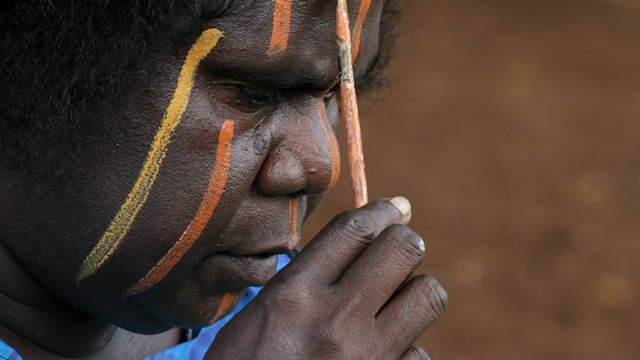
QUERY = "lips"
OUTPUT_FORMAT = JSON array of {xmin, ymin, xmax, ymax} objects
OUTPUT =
[
  {"xmin": 195, "ymin": 252, "xmax": 280, "ymax": 288},
  {"xmin": 189, "ymin": 195, "xmax": 305, "ymax": 289}
]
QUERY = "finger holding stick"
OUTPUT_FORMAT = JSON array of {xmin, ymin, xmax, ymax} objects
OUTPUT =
[{"xmin": 336, "ymin": 0, "xmax": 368, "ymax": 208}]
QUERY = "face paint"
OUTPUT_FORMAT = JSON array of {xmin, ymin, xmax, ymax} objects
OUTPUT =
[
  {"xmin": 267, "ymin": 0, "xmax": 293, "ymax": 55},
  {"xmin": 209, "ymin": 292, "xmax": 237, "ymax": 324},
  {"xmin": 76, "ymin": 29, "xmax": 223, "ymax": 283},
  {"xmin": 123, "ymin": 120, "xmax": 235, "ymax": 298},
  {"xmin": 352, "ymin": 0, "xmax": 372, "ymax": 62},
  {"xmin": 316, "ymin": 98, "xmax": 341, "ymax": 189},
  {"xmin": 288, "ymin": 197, "xmax": 299, "ymax": 249}
]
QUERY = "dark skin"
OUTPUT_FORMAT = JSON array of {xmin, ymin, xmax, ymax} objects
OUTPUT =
[{"xmin": 0, "ymin": 0, "xmax": 446, "ymax": 359}]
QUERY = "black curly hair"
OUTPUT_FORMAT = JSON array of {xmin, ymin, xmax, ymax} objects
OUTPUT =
[{"xmin": 0, "ymin": 0, "xmax": 400, "ymax": 175}]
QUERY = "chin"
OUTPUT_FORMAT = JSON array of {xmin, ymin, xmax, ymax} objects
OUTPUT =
[{"xmin": 131, "ymin": 286, "xmax": 247, "ymax": 331}]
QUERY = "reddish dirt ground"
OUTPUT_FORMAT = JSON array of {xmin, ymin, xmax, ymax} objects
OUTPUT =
[{"xmin": 303, "ymin": 1, "xmax": 640, "ymax": 359}]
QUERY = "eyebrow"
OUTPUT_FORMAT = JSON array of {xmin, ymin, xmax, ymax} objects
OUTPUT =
[{"xmin": 206, "ymin": 49, "xmax": 382, "ymax": 93}]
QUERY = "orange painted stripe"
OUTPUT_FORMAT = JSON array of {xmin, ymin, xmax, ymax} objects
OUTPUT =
[
  {"xmin": 209, "ymin": 292, "xmax": 236, "ymax": 324},
  {"xmin": 267, "ymin": 0, "xmax": 293, "ymax": 55},
  {"xmin": 123, "ymin": 120, "xmax": 235, "ymax": 297},
  {"xmin": 317, "ymin": 98, "xmax": 341, "ymax": 189},
  {"xmin": 288, "ymin": 197, "xmax": 299, "ymax": 249},
  {"xmin": 76, "ymin": 28, "xmax": 223, "ymax": 283},
  {"xmin": 352, "ymin": 0, "xmax": 372, "ymax": 62}
]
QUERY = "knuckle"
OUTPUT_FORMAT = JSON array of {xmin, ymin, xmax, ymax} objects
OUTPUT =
[
  {"xmin": 412, "ymin": 275, "xmax": 447, "ymax": 320},
  {"xmin": 313, "ymin": 304, "xmax": 372, "ymax": 355},
  {"xmin": 313, "ymin": 312, "xmax": 349, "ymax": 353},
  {"xmin": 333, "ymin": 210, "xmax": 376, "ymax": 241},
  {"xmin": 382, "ymin": 225, "xmax": 425, "ymax": 263},
  {"xmin": 264, "ymin": 273, "xmax": 318, "ymax": 311}
]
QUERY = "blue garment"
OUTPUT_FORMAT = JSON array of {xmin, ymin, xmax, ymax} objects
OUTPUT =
[
  {"xmin": 0, "ymin": 342, "xmax": 21, "ymax": 360},
  {"xmin": 0, "ymin": 254, "xmax": 290, "ymax": 360}
]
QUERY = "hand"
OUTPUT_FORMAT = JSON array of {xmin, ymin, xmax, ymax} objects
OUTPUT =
[{"xmin": 206, "ymin": 197, "xmax": 447, "ymax": 360}]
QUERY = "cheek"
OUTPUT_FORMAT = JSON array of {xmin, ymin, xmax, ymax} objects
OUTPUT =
[
  {"xmin": 75, "ymin": 118, "xmax": 265, "ymax": 327},
  {"xmin": 121, "ymin": 120, "xmax": 236, "ymax": 298},
  {"xmin": 100, "ymin": 125, "xmax": 233, "ymax": 269}
]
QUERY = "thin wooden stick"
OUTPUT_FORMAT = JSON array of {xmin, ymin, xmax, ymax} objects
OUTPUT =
[{"xmin": 337, "ymin": 0, "xmax": 368, "ymax": 208}]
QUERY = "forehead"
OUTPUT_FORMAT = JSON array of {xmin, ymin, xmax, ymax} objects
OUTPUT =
[{"xmin": 202, "ymin": 0, "xmax": 383, "ymax": 89}]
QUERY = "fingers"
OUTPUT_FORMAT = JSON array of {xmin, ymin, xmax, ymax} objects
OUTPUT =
[
  {"xmin": 284, "ymin": 197, "xmax": 411, "ymax": 283},
  {"xmin": 376, "ymin": 275, "xmax": 447, "ymax": 355},
  {"xmin": 334, "ymin": 224, "xmax": 425, "ymax": 315},
  {"xmin": 399, "ymin": 346, "xmax": 431, "ymax": 360},
  {"xmin": 233, "ymin": 195, "xmax": 444, "ymax": 360}
]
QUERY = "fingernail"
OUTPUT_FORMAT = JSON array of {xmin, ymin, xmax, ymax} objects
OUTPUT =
[
  {"xmin": 418, "ymin": 237, "xmax": 425, "ymax": 252},
  {"xmin": 416, "ymin": 346, "xmax": 429, "ymax": 359},
  {"xmin": 389, "ymin": 196, "xmax": 412, "ymax": 224}
]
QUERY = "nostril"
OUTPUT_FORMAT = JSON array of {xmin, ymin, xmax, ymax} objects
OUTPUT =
[
  {"xmin": 255, "ymin": 105, "xmax": 339, "ymax": 196},
  {"xmin": 294, "ymin": 185, "xmax": 326, "ymax": 196},
  {"xmin": 256, "ymin": 152, "xmax": 307, "ymax": 196}
]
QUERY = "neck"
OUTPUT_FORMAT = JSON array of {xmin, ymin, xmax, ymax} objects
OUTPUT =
[{"xmin": 0, "ymin": 243, "xmax": 116, "ymax": 358}]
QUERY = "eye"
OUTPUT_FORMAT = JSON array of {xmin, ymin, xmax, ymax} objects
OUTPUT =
[
  {"xmin": 236, "ymin": 87, "xmax": 282, "ymax": 112},
  {"xmin": 323, "ymin": 88, "xmax": 340, "ymax": 128},
  {"xmin": 323, "ymin": 89, "xmax": 338, "ymax": 103},
  {"xmin": 216, "ymin": 84, "xmax": 284, "ymax": 114}
]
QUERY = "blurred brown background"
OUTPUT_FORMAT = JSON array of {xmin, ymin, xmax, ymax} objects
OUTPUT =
[{"xmin": 303, "ymin": 0, "xmax": 640, "ymax": 359}]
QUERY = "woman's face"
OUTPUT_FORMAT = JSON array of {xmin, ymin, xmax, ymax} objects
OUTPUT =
[{"xmin": 0, "ymin": 0, "xmax": 386, "ymax": 333}]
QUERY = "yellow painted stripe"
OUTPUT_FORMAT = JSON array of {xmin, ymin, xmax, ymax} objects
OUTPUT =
[
  {"xmin": 122, "ymin": 120, "xmax": 235, "ymax": 298},
  {"xmin": 77, "ymin": 28, "xmax": 223, "ymax": 283}
]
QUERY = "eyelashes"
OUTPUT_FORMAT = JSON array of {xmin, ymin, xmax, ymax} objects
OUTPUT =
[
  {"xmin": 237, "ymin": 86, "xmax": 287, "ymax": 112},
  {"xmin": 323, "ymin": 91, "xmax": 340, "ymax": 128},
  {"xmin": 216, "ymin": 82, "xmax": 341, "ymax": 117},
  {"xmin": 214, "ymin": 84, "xmax": 285, "ymax": 114}
]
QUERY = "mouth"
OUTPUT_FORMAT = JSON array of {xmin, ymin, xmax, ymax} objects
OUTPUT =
[{"xmin": 195, "ymin": 251, "xmax": 283, "ymax": 288}]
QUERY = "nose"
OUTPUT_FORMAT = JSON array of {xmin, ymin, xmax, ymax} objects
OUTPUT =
[{"xmin": 255, "ymin": 98, "xmax": 340, "ymax": 196}]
